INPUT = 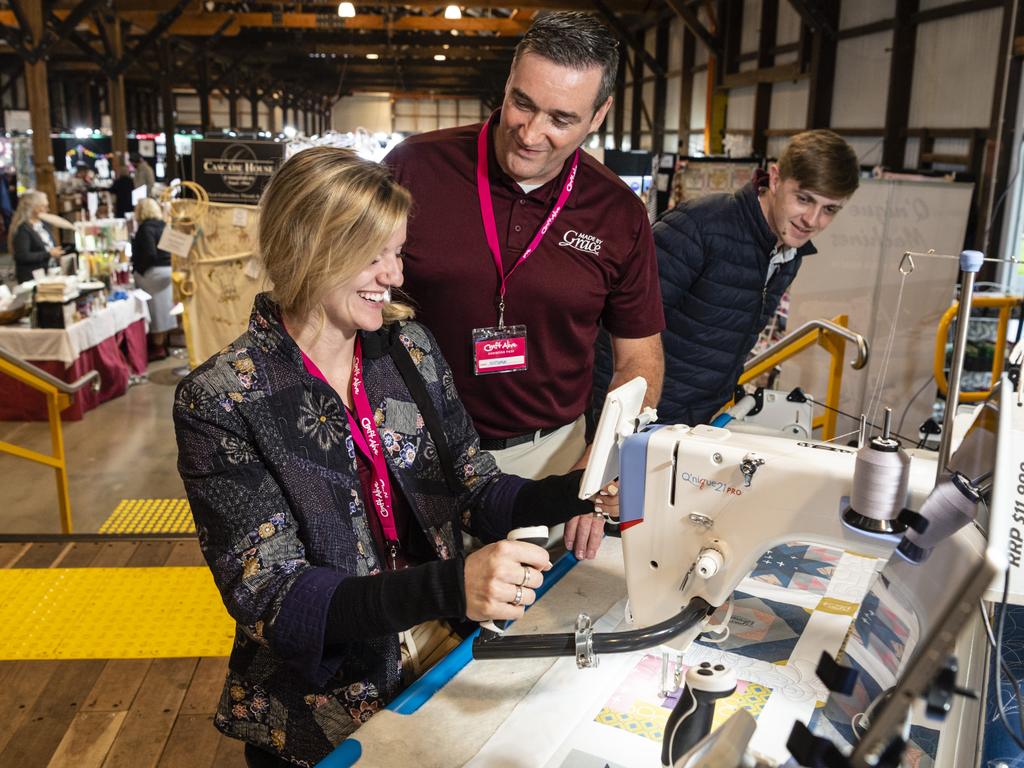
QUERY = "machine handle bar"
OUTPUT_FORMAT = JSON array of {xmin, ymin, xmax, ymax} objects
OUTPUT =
[
  {"xmin": 471, "ymin": 597, "xmax": 712, "ymax": 660},
  {"xmin": 743, "ymin": 318, "xmax": 869, "ymax": 372}
]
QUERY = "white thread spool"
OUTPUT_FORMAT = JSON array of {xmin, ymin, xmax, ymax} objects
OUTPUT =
[
  {"xmin": 844, "ymin": 409, "xmax": 910, "ymax": 534},
  {"xmin": 850, "ymin": 440, "xmax": 911, "ymax": 520}
]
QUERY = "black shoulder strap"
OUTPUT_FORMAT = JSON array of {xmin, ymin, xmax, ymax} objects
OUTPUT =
[{"xmin": 389, "ymin": 340, "xmax": 461, "ymax": 494}]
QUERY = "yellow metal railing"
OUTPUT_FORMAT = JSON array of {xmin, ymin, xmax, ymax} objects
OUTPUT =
[
  {"xmin": 737, "ymin": 314, "xmax": 869, "ymax": 441},
  {"xmin": 0, "ymin": 347, "xmax": 99, "ymax": 534},
  {"xmin": 934, "ymin": 294, "xmax": 1021, "ymax": 403}
]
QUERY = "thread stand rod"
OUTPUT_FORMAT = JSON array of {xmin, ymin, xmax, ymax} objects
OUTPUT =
[{"xmin": 936, "ymin": 252, "xmax": 984, "ymax": 481}]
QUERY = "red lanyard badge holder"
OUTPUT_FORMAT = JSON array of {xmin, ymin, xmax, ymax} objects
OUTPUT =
[
  {"xmin": 346, "ymin": 338, "xmax": 401, "ymax": 568},
  {"xmin": 472, "ymin": 114, "xmax": 579, "ymax": 376}
]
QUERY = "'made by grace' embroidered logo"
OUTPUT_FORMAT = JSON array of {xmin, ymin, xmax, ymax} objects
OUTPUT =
[{"xmin": 558, "ymin": 229, "xmax": 603, "ymax": 254}]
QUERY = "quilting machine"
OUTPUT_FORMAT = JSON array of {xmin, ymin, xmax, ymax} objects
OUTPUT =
[
  {"xmin": 473, "ymin": 250, "xmax": 1018, "ymax": 766},
  {"xmin": 473, "ymin": 378, "xmax": 1001, "ymax": 656}
]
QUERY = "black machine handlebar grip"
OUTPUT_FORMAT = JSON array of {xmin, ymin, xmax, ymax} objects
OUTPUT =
[{"xmin": 661, "ymin": 662, "xmax": 738, "ymax": 766}]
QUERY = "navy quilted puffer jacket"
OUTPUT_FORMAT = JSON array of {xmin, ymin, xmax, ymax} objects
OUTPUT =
[{"xmin": 655, "ymin": 182, "xmax": 815, "ymax": 426}]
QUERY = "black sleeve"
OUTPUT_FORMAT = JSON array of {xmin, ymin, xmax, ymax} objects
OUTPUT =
[
  {"xmin": 13, "ymin": 224, "xmax": 49, "ymax": 265},
  {"xmin": 470, "ymin": 469, "xmax": 596, "ymax": 544},
  {"xmin": 132, "ymin": 225, "xmax": 157, "ymax": 273},
  {"xmin": 325, "ymin": 557, "xmax": 466, "ymax": 642},
  {"xmin": 511, "ymin": 469, "xmax": 595, "ymax": 526}
]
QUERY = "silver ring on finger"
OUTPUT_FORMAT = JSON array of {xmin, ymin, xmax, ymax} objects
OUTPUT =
[
  {"xmin": 518, "ymin": 565, "xmax": 531, "ymax": 587},
  {"xmin": 511, "ymin": 585, "xmax": 523, "ymax": 606}
]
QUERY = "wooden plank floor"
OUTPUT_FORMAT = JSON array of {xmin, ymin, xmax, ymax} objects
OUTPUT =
[{"xmin": 0, "ymin": 539, "xmax": 246, "ymax": 768}]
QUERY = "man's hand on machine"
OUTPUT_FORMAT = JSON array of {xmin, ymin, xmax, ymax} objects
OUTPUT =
[
  {"xmin": 463, "ymin": 540, "xmax": 552, "ymax": 622},
  {"xmin": 565, "ymin": 481, "xmax": 619, "ymax": 561}
]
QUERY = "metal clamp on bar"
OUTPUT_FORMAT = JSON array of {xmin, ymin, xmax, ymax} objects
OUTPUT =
[{"xmin": 575, "ymin": 613, "xmax": 597, "ymax": 669}]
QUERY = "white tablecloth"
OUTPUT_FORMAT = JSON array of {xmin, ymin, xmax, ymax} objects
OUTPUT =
[{"xmin": 0, "ymin": 291, "xmax": 150, "ymax": 367}]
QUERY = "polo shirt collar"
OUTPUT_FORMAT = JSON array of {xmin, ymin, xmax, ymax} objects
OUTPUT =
[{"xmin": 485, "ymin": 111, "xmax": 583, "ymax": 210}]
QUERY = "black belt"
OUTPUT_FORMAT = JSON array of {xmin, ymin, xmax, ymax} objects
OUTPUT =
[{"xmin": 479, "ymin": 426, "xmax": 562, "ymax": 451}]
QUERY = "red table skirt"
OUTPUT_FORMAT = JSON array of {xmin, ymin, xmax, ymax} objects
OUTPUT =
[{"xmin": 0, "ymin": 319, "xmax": 148, "ymax": 421}]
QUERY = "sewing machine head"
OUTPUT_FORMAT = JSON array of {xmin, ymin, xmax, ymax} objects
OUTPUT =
[{"xmin": 615, "ymin": 421, "xmax": 939, "ymax": 650}]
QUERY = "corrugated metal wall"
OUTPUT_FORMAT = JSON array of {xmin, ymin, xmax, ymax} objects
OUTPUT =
[
  {"xmin": 831, "ymin": 32, "xmax": 892, "ymax": 128},
  {"xmin": 392, "ymin": 97, "xmax": 484, "ymax": 135},
  {"xmin": 909, "ymin": 9, "xmax": 1003, "ymax": 129},
  {"xmin": 617, "ymin": 0, "xmax": 1006, "ymax": 163}
]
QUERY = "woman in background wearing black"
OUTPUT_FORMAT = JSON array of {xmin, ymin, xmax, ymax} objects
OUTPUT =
[
  {"xmin": 131, "ymin": 197, "xmax": 173, "ymax": 360},
  {"xmin": 9, "ymin": 190, "xmax": 63, "ymax": 283}
]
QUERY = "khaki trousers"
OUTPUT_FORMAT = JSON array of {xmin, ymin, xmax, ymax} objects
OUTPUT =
[
  {"xmin": 486, "ymin": 415, "xmax": 588, "ymax": 480},
  {"xmin": 486, "ymin": 415, "xmax": 587, "ymax": 551}
]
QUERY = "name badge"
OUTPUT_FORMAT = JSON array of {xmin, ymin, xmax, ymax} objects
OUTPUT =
[{"xmin": 472, "ymin": 324, "xmax": 528, "ymax": 375}]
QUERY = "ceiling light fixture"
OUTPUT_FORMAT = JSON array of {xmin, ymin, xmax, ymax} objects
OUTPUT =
[
  {"xmin": 366, "ymin": 53, "xmax": 379, "ymax": 60},
  {"xmin": 434, "ymin": 54, "xmax": 446, "ymax": 61},
  {"xmin": 444, "ymin": 5, "xmax": 461, "ymax": 20},
  {"xmin": 337, "ymin": 2, "xmax": 355, "ymax": 18}
]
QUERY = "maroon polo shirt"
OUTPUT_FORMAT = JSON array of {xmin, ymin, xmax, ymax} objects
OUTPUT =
[{"xmin": 385, "ymin": 118, "xmax": 664, "ymax": 440}]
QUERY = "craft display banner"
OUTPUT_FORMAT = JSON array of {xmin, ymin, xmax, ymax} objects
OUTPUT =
[{"xmin": 191, "ymin": 139, "xmax": 285, "ymax": 205}]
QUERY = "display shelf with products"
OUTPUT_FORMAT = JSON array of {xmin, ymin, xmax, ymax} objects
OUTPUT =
[{"xmin": 74, "ymin": 218, "xmax": 131, "ymax": 289}]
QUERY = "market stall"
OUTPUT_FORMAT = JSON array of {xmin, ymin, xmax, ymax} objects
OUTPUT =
[{"xmin": 0, "ymin": 291, "xmax": 149, "ymax": 420}]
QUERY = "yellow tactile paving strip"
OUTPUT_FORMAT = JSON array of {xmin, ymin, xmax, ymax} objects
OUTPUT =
[
  {"xmin": 0, "ymin": 567, "xmax": 234, "ymax": 659},
  {"xmin": 99, "ymin": 499, "xmax": 196, "ymax": 534}
]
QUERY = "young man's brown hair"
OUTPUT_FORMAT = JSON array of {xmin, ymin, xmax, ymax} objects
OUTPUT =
[{"xmin": 778, "ymin": 129, "xmax": 860, "ymax": 200}]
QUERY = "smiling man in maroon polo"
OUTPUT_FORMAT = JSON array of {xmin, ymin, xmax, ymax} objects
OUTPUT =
[{"xmin": 386, "ymin": 12, "xmax": 664, "ymax": 560}]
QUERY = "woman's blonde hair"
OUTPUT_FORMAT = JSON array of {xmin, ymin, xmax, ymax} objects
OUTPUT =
[
  {"xmin": 8, "ymin": 190, "xmax": 48, "ymax": 253},
  {"xmin": 259, "ymin": 146, "xmax": 413, "ymax": 324},
  {"xmin": 134, "ymin": 197, "xmax": 162, "ymax": 222}
]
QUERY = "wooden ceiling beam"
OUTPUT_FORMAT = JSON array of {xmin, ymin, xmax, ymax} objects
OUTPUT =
[
  {"xmin": 111, "ymin": 0, "xmax": 193, "ymax": 76},
  {"xmin": 115, "ymin": 12, "xmax": 532, "ymax": 37},
  {"xmin": 341, "ymin": 62, "xmax": 505, "ymax": 78},
  {"xmin": 34, "ymin": 0, "xmax": 106, "ymax": 60},
  {"xmin": 785, "ymin": 0, "xmax": 837, "ymax": 38},
  {"xmin": 663, "ymin": 0, "xmax": 722, "ymax": 55},
  {"xmin": 52, "ymin": 0, "xmax": 638, "ymax": 11},
  {"xmin": 307, "ymin": 43, "xmax": 514, "ymax": 60}
]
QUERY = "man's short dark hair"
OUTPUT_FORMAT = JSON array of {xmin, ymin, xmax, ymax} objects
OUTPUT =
[
  {"xmin": 779, "ymin": 129, "xmax": 860, "ymax": 200},
  {"xmin": 513, "ymin": 12, "xmax": 619, "ymax": 114}
]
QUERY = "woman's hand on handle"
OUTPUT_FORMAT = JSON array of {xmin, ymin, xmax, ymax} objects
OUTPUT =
[{"xmin": 463, "ymin": 540, "xmax": 551, "ymax": 623}]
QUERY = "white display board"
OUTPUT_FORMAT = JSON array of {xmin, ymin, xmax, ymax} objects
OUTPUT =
[{"xmin": 780, "ymin": 178, "xmax": 974, "ymax": 439}]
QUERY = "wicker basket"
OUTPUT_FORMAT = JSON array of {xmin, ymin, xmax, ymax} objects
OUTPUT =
[{"xmin": 0, "ymin": 304, "xmax": 31, "ymax": 325}]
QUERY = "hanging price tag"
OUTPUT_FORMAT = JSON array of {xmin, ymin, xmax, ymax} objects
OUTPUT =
[{"xmin": 157, "ymin": 227, "xmax": 194, "ymax": 257}]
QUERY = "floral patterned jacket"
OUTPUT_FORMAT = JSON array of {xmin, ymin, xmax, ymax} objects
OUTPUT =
[{"xmin": 174, "ymin": 293, "xmax": 521, "ymax": 765}]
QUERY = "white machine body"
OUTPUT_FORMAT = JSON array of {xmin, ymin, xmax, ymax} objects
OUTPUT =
[{"xmin": 618, "ymin": 424, "xmax": 939, "ymax": 649}]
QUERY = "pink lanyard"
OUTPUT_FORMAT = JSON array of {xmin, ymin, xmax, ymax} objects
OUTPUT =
[
  {"xmin": 346, "ymin": 337, "xmax": 398, "ymax": 544},
  {"xmin": 476, "ymin": 113, "xmax": 580, "ymax": 318}
]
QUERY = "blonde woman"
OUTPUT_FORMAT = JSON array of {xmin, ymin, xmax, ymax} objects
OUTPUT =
[
  {"xmin": 173, "ymin": 147, "xmax": 614, "ymax": 767},
  {"xmin": 131, "ymin": 197, "xmax": 173, "ymax": 360},
  {"xmin": 9, "ymin": 190, "xmax": 62, "ymax": 283}
]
